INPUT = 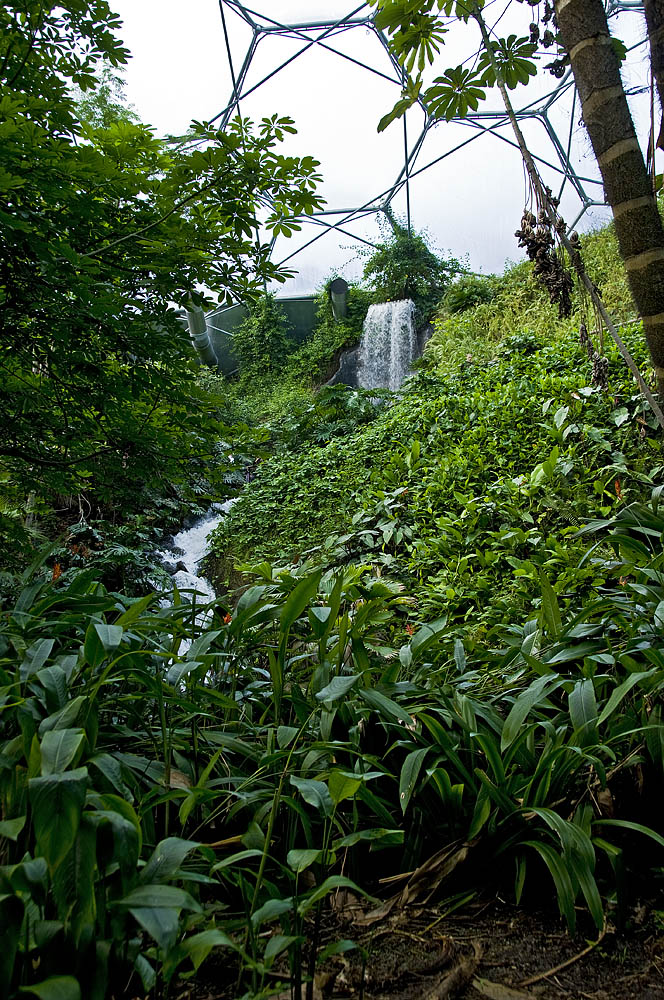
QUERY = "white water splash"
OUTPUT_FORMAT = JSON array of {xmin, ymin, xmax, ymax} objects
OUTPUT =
[
  {"xmin": 159, "ymin": 499, "xmax": 236, "ymax": 603},
  {"xmin": 356, "ymin": 299, "xmax": 417, "ymax": 391}
]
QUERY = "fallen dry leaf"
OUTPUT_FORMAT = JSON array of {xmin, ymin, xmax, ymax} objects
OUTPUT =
[{"xmin": 472, "ymin": 976, "xmax": 535, "ymax": 999}]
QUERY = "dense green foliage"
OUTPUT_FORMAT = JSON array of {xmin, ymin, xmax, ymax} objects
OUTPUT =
[
  {"xmin": 2, "ymin": 494, "xmax": 664, "ymax": 997},
  {"xmin": 231, "ymin": 296, "xmax": 294, "ymax": 378},
  {"xmin": 0, "ymin": 0, "xmax": 321, "ymax": 571},
  {"xmin": 2, "ymin": 5, "xmax": 664, "ymax": 999},
  {"xmin": 359, "ymin": 218, "xmax": 459, "ymax": 316},
  {"xmin": 218, "ymin": 283, "xmax": 372, "ymax": 426},
  {"xmin": 442, "ymin": 272, "xmax": 496, "ymax": 313},
  {"xmin": 207, "ymin": 221, "xmax": 652, "ymax": 627}
]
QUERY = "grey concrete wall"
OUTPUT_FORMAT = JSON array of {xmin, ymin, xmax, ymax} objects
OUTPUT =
[{"xmin": 206, "ymin": 295, "xmax": 318, "ymax": 374}]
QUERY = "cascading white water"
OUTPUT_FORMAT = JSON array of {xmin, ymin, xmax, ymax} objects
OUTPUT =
[
  {"xmin": 158, "ymin": 498, "xmax": 236, "ymax": 602},
  {"xmin": 356, "ymin": 299, "xmax": 417, "ymax": 391}
]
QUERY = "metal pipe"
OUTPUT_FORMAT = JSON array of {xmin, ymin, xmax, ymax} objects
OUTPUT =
[
  {"xmin": 329, "ymin": 277, "xmax": 349, "ymax": 320},
  {"xmin": 186, "ymin": 305, "xmax": 218, "ymax": 367}
]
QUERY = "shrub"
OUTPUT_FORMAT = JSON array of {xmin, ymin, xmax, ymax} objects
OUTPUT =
[
  {"xmin": 231, "ymin": 294, "xmax": 293, "ymax": 376},
  {"xmin": 360, "ymin": 218, "xmax": 460, "ymax": 317},
  {"xmin": 443, "ymin": 272, "xmax": 496, "ymax": 313}
]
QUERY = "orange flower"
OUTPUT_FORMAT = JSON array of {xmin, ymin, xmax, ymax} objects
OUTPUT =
[
  {"xmin": 614, "ymin": 478, "xmax": 623, "ymax": 500},
  {"xmin": 405, "ymin": 623, "xmax": 415, "ymax": 636},
  {"xmin": 51, "ymin": 563, "xmax": 62, "ymax": 581},
  {"xmin": 223, "ymin": 612, "xmax": 232, "ymax": 624}
]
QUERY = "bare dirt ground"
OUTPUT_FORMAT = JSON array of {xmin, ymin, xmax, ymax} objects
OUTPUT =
[{"xmin": 181, "ymin": 895, "xmax": 664, "ymax": 1000}]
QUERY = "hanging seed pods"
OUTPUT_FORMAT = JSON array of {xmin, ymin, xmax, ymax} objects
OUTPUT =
[
  {"xmin": 591, "ymin": 352, "xmax": 609, "ymax": 391},
  {"xmin": 546, "ymin": 58, "xmax": 567, "ymax": 78},
  {"xmin": 579, "ymin": 322, "xmax": 593, "ymax": 360},
  {"xmin": 515, "ymin": 206, "xmax": 574, "ymax": 318}
]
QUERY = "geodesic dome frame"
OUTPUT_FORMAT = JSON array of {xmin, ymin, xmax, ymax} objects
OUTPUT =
[{"xmin": 212, "ymin": 0, "xmax": 648, "ymax": 274}]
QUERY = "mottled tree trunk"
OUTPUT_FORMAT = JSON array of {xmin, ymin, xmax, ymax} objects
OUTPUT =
[
  {"xmin": 644, "ymin": 0, "xmax": 664, "ymax": 150},
  {"xmin": 554, "ymin": 0, "xmax": 664, "ymax": 395}
]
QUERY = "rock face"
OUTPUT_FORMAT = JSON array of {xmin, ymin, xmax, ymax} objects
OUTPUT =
[
  {"xmin": 327, "ymin": 300, "xmax": 431, "ymax": 390},
  {"xmin": 327, "ymin": 345, "xmax": 361, "ymax": 388}
]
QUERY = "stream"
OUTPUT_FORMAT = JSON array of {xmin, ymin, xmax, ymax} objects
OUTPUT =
[{"xmin": 157, "ymin": 498, "xmax": 236, "ymax": 602}]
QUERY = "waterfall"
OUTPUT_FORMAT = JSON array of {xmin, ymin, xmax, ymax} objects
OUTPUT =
[
  {"xmin": 158, "ymin": 499, "xmax": 236, "ymax": 603},
  {"xmin": 356, "ymin": 299, "xmax": 417, "ymax": 391}
]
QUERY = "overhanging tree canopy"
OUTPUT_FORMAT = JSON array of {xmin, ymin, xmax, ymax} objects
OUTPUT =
[
  {"xmin": 371, "ymin": 0, "xmax": 664, "ymax": 397},
  {"xmin": 0, "ymin": 2, "xmax": 323, "ymax": 530}
]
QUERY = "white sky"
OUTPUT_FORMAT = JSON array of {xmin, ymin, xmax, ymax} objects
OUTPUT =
[{"xmin": 110, "ymin": 1, "xmax": 655, "ymax": 294}]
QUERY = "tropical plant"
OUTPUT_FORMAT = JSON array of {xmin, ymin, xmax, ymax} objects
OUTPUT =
[
  {"xmin": 0, "ymin": 0, "xmax": 322, "ymax": 566},
  {"xmin": 360, "ymin": 218, "xmax": 459, "ymax": 316},
  {"xmin": 231, "ymin": 295, "xmax": 294, "ymax": 377},
  {"xmin": 370, "ymin": 0, "xmax": 664, "ymax": 394},
  {"xmin": 442, "ymin": 273, "xmax": 496, "ymax": 313}
]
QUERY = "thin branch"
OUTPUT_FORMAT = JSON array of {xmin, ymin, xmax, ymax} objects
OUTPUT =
[
  {"xmin": 5, "ymin": 2, "xmax": 44, "ymax": 89},
  {"xmin": 471, "ymin": 2, "xmax": 664, "ymax": 432},
  {"xmin": 518, "ymin": 922, "xmax": 608, "ymax": 987}
]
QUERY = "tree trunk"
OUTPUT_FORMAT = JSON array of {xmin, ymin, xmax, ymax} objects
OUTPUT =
[
  {"xmin": 644, "ymin": 0, "xmax": 664, "ymax": 151},
  {"xmin": 554, "ymin": 0, "xmax": 664, "ymax": 396}
]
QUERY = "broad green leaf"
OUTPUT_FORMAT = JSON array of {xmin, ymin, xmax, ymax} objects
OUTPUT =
[
  {"xmin": 94, "ymin": 624, "xmax": 123, "ymax": 652},
  {"xmin": 360, "ymin": 688, "xmax": 413, "ymax": 726},
  {"xmin": 162, "ymin": 929, "xmax": 235, "ymax": 981},
  {"xmin": 114, "ymin": 885, "xmax": 201, "ymax": 912},
  {"xmin": 29, "ymin": 769, "xmax": 88, "ymax": 871},
  {"xmin": 501, "ymin": 675, "xmax": 561, "ymax": 751},
  {"xmin": 85, "ymin": 795, "xmax": 141, "ymax": 869},
  {"xmin": 185, "ymin": 631, "xmax": 222, "ymax": 660},
  {"xmin": 251, "ymin": 896, "xmax": 293, "ymax": 927},
  {"xmin": 297, "ymin": 875, "xmax": 371, "ymax": 915},
  {"xmin": 316, "ymin": 939, "xmax": 357, "ymax": 963},
  {"xmin": 264, "ymin": 934, "xmax": 301, "ymax": 964},
  {"xmin": 378, "ymin": 88, "xmax": 420, "ymax": 132},
  {"xmin": 553, "ymin": 405, "xmax": 569, "ymax": 429},
  {"xmin": 21, "ymin": 639, "xmax": 55, "ymax": 678},
  {"xmin": 39, "ymin": 696, "xmax": 86, "ymax": 734},
  {"xmin": 88, "ymin": 754, "xmax": 132, "ymax": 798},
  {"xmin": 568, "ymin": 679, "xmax": 598, "ymax": 744},
  {"xmin": 19, "ymin": 978, "xmax": 81, "ymax": 1000},
  {"xmin": 36, "ymin": 666, "xmax": 68, "ymax": 711},
  {"xmin": 140, "ymin": 837, "xmax": 200, "ymax": 884},
  {"xmin": 287, "ymin": 848, "xmax": 321, "ymax": 873},
  {"xmin": 114, "ymin": 593, "xmax": 155, "ymax": 626},
  {"xmin": 276, "ymin": 725, "xmax": 299, "ymax": 749},
  {"xmin": 0, "ymin": 815, "xmax": 26, "ymax": 840},
  {"xmin": 308, "ymin": 605, "xmax": 332, "ymax": 638},
  {"xmin": 83, "ymin": 626, "xmax": 106, "ymax": 667},
  {"xmin": 334, "ymin": 828, "xmax": 404, "ymax": 849},
  {"xmin": 40, "ymin": 729, "xmax": 85, "ymax": 775},
  {"xmin": 133, "ymin": 955, "xmax": 156, "ymax": 993},
  {"xmin": 409, "ymin": 616, "xmax": 448, "ymax": 657},
  {"xmin": 328, "ymin": 770, "xmax": 362, "ymax": 804},
  {"xmin": 52, "ymin": 818, "xmax": 96, "ymax": 945},
  {"xmin": 315, "ymin": 673, "xmax": 360, "ymax": 705},
  {"xmin": 399, "ymin": 747, "xmax": 428, "ymax": 814},
  {"xmin": 654, "ymin": 600, "xmax": 664, "ymax": 631},
  {"xmin": 280, "ymin": 570, "xmax": 321, "ymax": 632},
  {"xmin": 130, "ymin": 906, "xmax": 180, "ymax": 952},
  {"xmin": 166, "ymin": 660, "xmax": 204, "ymax": 686},
  {"xmin": 290, "ymin": 776, "xmax": 333, "ymax": 817},
  {"xmin": 211, "ymin": 849, "xmax": 264, "ymax": 872}
]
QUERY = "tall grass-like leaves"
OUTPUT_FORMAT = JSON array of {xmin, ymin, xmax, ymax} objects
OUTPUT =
[
  {"xmin": 500, "ymin": 676, "xmax": 562, "ymax": 751},
  {"xmin": 568, "ymin": 679, "xmax": 598, "ymax": 745}
]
